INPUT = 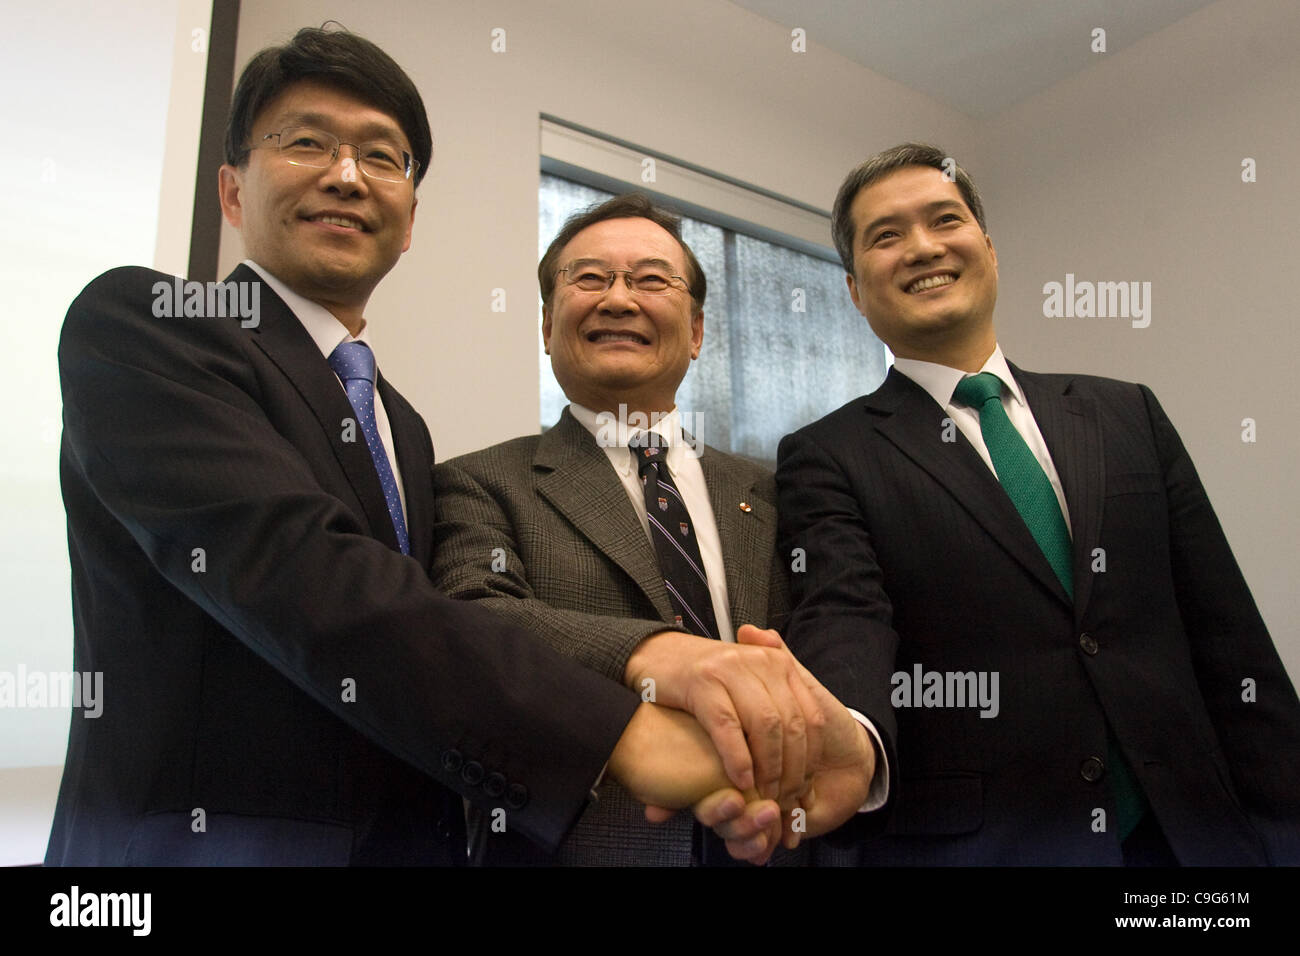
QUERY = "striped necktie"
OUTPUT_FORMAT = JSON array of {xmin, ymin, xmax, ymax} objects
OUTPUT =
[{"xmin": 629, "ymin": 434, "xmax": 717, "ymax": 639}]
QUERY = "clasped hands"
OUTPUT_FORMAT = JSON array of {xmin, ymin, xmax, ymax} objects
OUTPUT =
[{"xmin": 607, "ymin": 625, "xmax": 875, "ymax": 864}]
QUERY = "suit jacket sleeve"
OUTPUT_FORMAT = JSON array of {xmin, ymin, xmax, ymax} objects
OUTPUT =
[
  {"xmin": 58, "ymin": 267, "xmax": 640, "ymax": 852},
  {"xmin": 430, "ymin": 454, "xmax": 674, "ymax": 683},
  {"xmin": 776, "ymin": 425, "xmax": 900, "ymax": 827},
  {"xmin": 1143, "ymin": 385, "xmax": 1300, "ymax": 862}
]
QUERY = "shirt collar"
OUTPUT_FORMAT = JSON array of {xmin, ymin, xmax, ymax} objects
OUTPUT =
[
  {"xmin": 892, "ymin": 343, "xmax": 1025, "ymax": 410},
  {"xmin": 243, "ymin": 259, "xmax": 372, "ymax": 359},
  {"xmin": 567, "ymin": 403, "xmax": 693, "ymax": 476}
]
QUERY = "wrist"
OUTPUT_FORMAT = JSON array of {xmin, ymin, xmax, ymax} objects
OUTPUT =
[{"xmin": 623, "ymin": 629, "xmax": 690, "ymax": 690}]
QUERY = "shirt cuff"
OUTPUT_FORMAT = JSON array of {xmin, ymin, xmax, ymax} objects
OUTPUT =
[{"xmin": 847, "ymin": 708, "xmax": 889, "ymax": 812}]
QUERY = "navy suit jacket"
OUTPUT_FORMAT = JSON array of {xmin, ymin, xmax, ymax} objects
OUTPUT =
[
  {"xmin": 777, "ymin": 364, "xmax": 1300, "ymax": 865},
  {"xmin": 46, "ymin": 264, "xmax": 639, "ymax": 865}
]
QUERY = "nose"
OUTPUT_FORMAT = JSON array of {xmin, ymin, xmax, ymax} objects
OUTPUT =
[
  {"xmin": 319, "ymin": 145, "xmax": 368, "ymax": 196},
  {"xmin": 598, "ymin": 273, "xmax": 640, "ymax": 313},
  {"xmin": 903, "ymin": 226, "xmax": 944, "ymax": 263}
]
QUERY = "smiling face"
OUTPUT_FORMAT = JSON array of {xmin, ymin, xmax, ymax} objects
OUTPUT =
[
  {"xmin": 845, "ymin": 164, "xmax": 998, "ymax": 370},
  {"xmin": 542, "ymin": 217, "xmax": 703, "ymax": 416},
  {"xmin": 218, "ymin": 80, "xmax": 418, "ymax": 331}
]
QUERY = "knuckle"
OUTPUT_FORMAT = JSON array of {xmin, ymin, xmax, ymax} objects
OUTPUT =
[{"xmin": 754, "ymin": 708, "xmax": 783, "ymax": 738}]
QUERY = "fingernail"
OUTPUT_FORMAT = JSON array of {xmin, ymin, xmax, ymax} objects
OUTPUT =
[{"xmin": 755, "ymin": 805, "xmax": 779, "ymax": 827}]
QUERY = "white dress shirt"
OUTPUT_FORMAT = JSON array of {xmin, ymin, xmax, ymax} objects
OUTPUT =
[{"xmin": 245, "ymin": 260, "xmax": 407, "ymax": 523}]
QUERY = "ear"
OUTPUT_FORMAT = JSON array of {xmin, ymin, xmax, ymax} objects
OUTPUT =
[
  {"xmin": 985, "ymin": 233, "xmax": 998, "ymax": 277},
  {"xmin": 690, "ymin": 307, "xmax": 704, "ymax": 359},
  {"xmin": 401, "ymin": 194, "xmax": 418, "ymax": 253},
  {"xmin": 845, "ymin": 271, "xmax": 864, "ymax": 315},
  {"xmin": 541, "ymin": 304, "xmax": 553, "ymax": 355},
  {"xmin": 217, "ymin": 164, "xmax": 244, "ymax": 229}
]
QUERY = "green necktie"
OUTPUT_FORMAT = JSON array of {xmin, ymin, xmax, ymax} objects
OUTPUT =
[
  {"xmin": 952, "ymin": 372, "xmax": 1072, "ymax": 595},
  {"xmin": 952, "ymin": 371, "xmax": 1146, "ymax": 842}
]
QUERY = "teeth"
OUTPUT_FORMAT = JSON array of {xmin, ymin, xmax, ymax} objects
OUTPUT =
[
  {"xmin": 908, "ymin": 274, "xmax": 955, "ymax": 294},
  {"xmin": 313, "ymin": 215, "xmax": 364, "ymax": 230},
  {"xmin": 590, "ymin": 332, "xmax": 646, "ymax": 344}
]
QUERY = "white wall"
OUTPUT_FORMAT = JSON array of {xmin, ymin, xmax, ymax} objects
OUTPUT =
[
  {"xmin": 1, "ymin": 0, "xmax": 207, "ymax": 865},
  {"xmin": 975, "ymin": 0, "xmax": 1300, "ymax": 677}
]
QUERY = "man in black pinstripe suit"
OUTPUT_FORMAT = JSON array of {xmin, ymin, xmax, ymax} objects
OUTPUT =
[{"xmin": 776, "ymin": 143, "xmax": 1300, "ymax": 865}]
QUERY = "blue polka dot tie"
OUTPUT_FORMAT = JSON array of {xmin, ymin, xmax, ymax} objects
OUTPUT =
[{"xmin": 328, "ymin": 341, "xmax": 410, "ymax": 555}]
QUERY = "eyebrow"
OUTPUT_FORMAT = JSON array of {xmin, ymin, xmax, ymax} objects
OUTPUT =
[
  {"xmin": 860, "ymin": 199, "xmax": 968, "ymax": 243},
  {"xmin": 567, "ymin": 256, "xmax": 678, "ymax": 271},
  {"xmin": 273, "ymin": 111, "xmax": 409, "ymax": 146}
]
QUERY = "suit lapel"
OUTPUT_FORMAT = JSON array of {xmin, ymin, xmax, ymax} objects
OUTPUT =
[
  {"xmin": 237, "ymin": 264, "xmax": 401, "ymax": 552},
  {"xmin": 535, "ymin": 410, "xmax": 675, "ymax": 621},
  {"xmin": 869, "ymin": 367, "xmax": 1070, "ymax": 606},
  {"xmin": 700, "ymin": 450, "xmax": 772, "ymax": 629},
  {"xmin": 1013, "ymin": 366, "xmax": 1104, "ymax": 620}
]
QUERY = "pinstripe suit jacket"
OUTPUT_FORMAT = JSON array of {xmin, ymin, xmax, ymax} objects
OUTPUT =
[
  {"xmin": 47, "ymin": 266, "xmax": 639, "ymax": 866},
  {"xmin": 431, "ymin": 407, "xmax": 793, "ymax": 865},
  {"xmin": 777, "ymin": 364, "xmax": 1300, "ymax": 865}
]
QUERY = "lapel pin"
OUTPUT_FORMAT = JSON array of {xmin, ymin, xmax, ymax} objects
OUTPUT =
[{"xmin": 739, "ymin": 501, "xmax": 752, "ymax": 513}]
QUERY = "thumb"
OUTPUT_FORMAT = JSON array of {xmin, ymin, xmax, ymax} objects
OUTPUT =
[
  {"xmin": 736, "ymin": 623, "xmax": 785, "ymax": 650},
  {"xmin": 644, "ymin": 805, "xmax": 677, "ymax": 824}
]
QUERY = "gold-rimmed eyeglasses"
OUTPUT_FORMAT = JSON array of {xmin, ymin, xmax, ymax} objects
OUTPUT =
[{"xmin": 559, "ymin": 262, "xmax": 688, "ymax": 296}]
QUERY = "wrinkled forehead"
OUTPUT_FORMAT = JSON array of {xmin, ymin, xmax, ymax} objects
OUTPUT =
[{"xmin": 558, "ymin": 217, "xmax": 688, "ymax": 272}]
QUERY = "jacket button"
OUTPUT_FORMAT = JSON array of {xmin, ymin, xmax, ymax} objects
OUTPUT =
[
  {"xmin": 1080, "ymin": 756, "xmax": 1105, "ymax": 782},
  {"xmin": 1079, "ymin": 633, "xmax": 1098, "ymax": 655},
  {"xmin": 440, "ymin": 749, "xmax": 463, "ymax": 773},
  {"xmin": 436, "ymin": 816, "xmax": 455, "ymax": 840},
  {"xmin": 483, "ymin": 772, "xmax": 507, "ymax": 798},
  {"xmin": 461, "ymin": 760, "xmax": 485, "ymax": 786},
  {"xmin": 506, "ymin": 783, "xmax": 529, "ymax": 810}
]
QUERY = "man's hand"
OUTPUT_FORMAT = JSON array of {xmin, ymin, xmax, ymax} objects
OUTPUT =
[
  {"xmin": 608, "ymin": 702, "xmax": 737, "ymax": 809},
  {"xmin": 702, "ymin": 627, "xmax": 876, "ymax": 861},
  {"xmin": 623, "ymin": 626, "xmax": 827, "ymax": 804}
]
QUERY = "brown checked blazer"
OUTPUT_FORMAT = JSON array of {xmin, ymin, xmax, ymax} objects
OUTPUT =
[{"xmin": 431, "ymin": 407, "xmax": 793, "ymax": 865}]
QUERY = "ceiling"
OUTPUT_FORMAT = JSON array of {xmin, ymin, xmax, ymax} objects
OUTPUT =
[{"xmin": 728, "ymin": 0, "xmax": 1221, "ymax": 118}]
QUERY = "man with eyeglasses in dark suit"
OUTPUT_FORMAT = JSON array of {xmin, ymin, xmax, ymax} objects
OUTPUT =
[{"xmin": 47, "ymin": 26, "xmax": 772, "ymax": 867}]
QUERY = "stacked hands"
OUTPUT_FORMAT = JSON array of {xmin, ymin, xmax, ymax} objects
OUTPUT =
[{"xmin": 608, "ymin": 625, "xmax": 876, "ymax": 864}]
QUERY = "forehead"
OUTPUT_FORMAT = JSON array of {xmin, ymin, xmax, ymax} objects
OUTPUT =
[
  {"xmin": 253, "ymin": 79, "xmax": 409, "ymax": 145},
  {"xmin": 851, "ymin": 165, "xmax": 969, "ymax": 225},
  {"xmin": 558, "ymin": 217, "xmax": 686, "ymax": 268}
]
